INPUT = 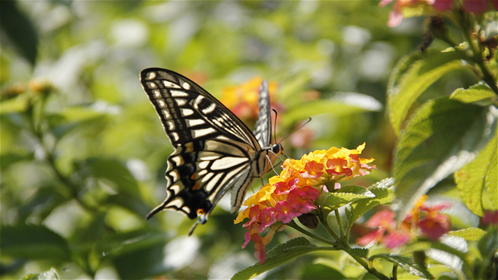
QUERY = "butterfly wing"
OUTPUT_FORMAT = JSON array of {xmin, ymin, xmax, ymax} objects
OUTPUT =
[
  {"xmin": 253, "ymin": 80, "xmax": 272, "ymax": 148},
  {"xmin": 141, "ymin": 68, "xmax": 262, "ymax": 221}
]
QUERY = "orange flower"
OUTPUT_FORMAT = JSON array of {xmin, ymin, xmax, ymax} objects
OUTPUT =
[
  {"xmin": 236, "ymin": 143, "xmax": 376, "ymax": 264},
  {"xmin": 220, "ymin": 77, "xmax": 281, "ymax": 121}
]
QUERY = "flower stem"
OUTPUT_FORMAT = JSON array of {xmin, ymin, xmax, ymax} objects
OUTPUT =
[
  {"xmin": 321, "ymin": 212, "xmax": 390, "ymax": 280},
  {"xmin": 287, "ymin": 220, "xmax": 336, "ymax": 246},
  {"xmin": 456, "ymin": 11, "xmax": 498, "ymax": 96},
  {"xmin": 334, "ymin": 209, "xmax": 345, "ymax": 239},
  {"xmin": 320, "ymin": 214, "xmax": 341, "ymax": 242}
]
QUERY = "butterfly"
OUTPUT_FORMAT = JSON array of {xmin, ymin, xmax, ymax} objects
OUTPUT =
[{"xmin": 140, "ymin": 68, "xmax": 282, "ymax": 233}]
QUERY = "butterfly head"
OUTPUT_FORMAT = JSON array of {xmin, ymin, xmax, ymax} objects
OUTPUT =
[{"xmin": 271, "ymin": 143, "xmax": 283, "ymax": 155}]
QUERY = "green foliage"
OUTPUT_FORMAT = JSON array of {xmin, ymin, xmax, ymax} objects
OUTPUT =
[
  {"xmin": 387, "ymin": 50, "xmax": 469, "ymax": 135},
  {"xmin": 232, "ymin": 237, "xmax": 336, "ymax": 280},
  {"xmin": 1, "ymin": 1, "xmax": 497, "ymax": 280},
  {"xmin": 19, "ymin": 268, "xmax": 59, "ymax": 280},
  {"xmin": 455, "ymin": 133, "xmax": 498, "ymax": 215},
  {"xmin": 393, "ymin": 98, "xmax": 496, "ymax": 221},
  {"xmin": 0, "ymin": 225, "xmax": 70, "ymax": 263}
]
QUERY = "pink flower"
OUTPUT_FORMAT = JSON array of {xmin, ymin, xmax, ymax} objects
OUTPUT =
[
  {"xmin": 384, "ymin": 231, "xmax": 411, "ymax": 249},
  {"xmin": 258, "ymin": 207, "xmax": 276, "ymax": 233},
  {"xmin": 357, "ymin": 228, "xmax": 386, "ymax": 246},
  {"xmin": 482, "ymin": 210, "xmax": 498, "ymax": 226},
  {"xmin": 275, "ymin": 201, "xmax": 301, "ymax": 223},
  {"xmin": 418, "ymin": 203, "xmax": 451, "ymax": 240},
  {"xmin": 365, "ymin": 209, "xmax": 396, "ymax": 228}
]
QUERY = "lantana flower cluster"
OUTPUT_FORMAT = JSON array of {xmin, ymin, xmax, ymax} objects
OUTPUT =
[
  {"xmin": 357, "ymin": 195, "xmax": 452, "ymax": 249},
  {"xmin": 235, "ymin": 143, "xmax": 376, "ymax": 264},
  {"xmin": 380, "ymin": 0, "xmax": 498, "ymax": 27}
]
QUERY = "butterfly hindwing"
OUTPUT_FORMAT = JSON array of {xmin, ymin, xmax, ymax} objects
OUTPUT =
[{"xmin": 141, "ymin": 68, "xmax": 265, "ymax": 221}]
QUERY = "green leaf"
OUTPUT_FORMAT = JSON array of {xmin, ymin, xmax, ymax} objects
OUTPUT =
[
  {"xmin": 111, "ymin": 242, "xmax": 169, "ymax": 279},
  {"xmin": 0, "ymin": 152, "xmax": 33, "ymax": 171},
  {"xmin": 348, "ymin": 178, "xmax": 396, "ymax": 223},
  {"xmin": 18, "ymin": 186, "xmax": 68, "ymax": 221},
  {"xmin": 450, "ymin": 82, "xmax": 497, "ymax": 105},
  {"xmin": 97, "ymin": 229, "xmax": 171, "ymax": 280},
  {"xmin": 0, "ymin": 95, "xmax": 28, "ymax": 114},
  {"xmin": 20, "ymin": 268, "xmax": 60, "ymax": 280},
  {"xmin": 0, "ymin": 224, "xmax": 70, "ymax": 262},
  {"xmin": 300, "ymin": 263, "xmax": 345, "ymax": 280},
  {"xmin": 394, "ymin": 98, "xmax": 496, "ymax": 222},
  {"xmin": 284, "ymin": 93, "xmax": 382, "ymax": 126},
  {"xmin": 369, "ymin": 254, "xmax": 434, "ymax": 279},
  {"xmin": 448, "ymin": 228, "xmax": 486, "ymax": 241},
  {"xmin": 96, "ymin": 229, "xmax": 168, "ymax": 257},
  {"xmin": 80, "ymin": 158, "xmax": 140, "ymax": 195},
  {"xmin": 350, "ymin": 247, "xmax": 368, "ymax": 258},
  {"xmin": 0, "ymin": 1, "xmax": 38, "ymax": 65},
  {"xmin": 106, "ymin": 192, "xmax": 151, "ymax": 217},
  {"xmin": 455, "ymin": 132, "xmax": 498, "ymax": 215},
  {"xmin": 478, "ymin": 226, "xmax": 498, "ymax": 260},
  {"xmin": 387, "ymin": 50, "xmax": 468, "ymax": 135},
  {"xmin": 319, "ymin": 185, "xmax": 375, "ymax": 212},
  {"xmin": 47, "ymin": 105, "xmax": 109, "ymax": 139},
  {"xmin": 232, "ymin": 237, "xmax": 335, "ymax": 280}
]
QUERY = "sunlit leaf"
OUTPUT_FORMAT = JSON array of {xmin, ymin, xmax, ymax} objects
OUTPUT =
[
  {"xmin": 319, "ymin": 185, "xmax": 375, "ymax": 213},
  {"xmin": 387, "ymin": 50, "xmax": 468, "ymax": 135},
  {"xmin": 232, "ymin": 237, "xmax": 336, "ymax": 280},
  {"xmin": 369, "ymin": 254, "xmax": 434, "ymax": 279},
  {"xmin": 455, "ymin": 132, "xmax": 498, "ymax": 215},
  {"xmin": 450, "ymin": 82, "xmax": 497, "ymax": 105},
  {"xmin": 348, "ymin": 178, "xmax": 396, "ymax": 223},
  {"xmin": 19, "ymin": 268, "xmax": 60, "ymax": 280},
  {"xmin": 449, "ymin": 228, "xmax": 486, "ymax": 241},
  {"xmin": 394, "ymin": 98, "xmax": 496, "ymax": 222}
]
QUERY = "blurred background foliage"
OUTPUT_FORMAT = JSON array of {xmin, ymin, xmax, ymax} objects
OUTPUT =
[{"xmin": 0, "ymin": 1, "xmax": 480, "ymax": 279}]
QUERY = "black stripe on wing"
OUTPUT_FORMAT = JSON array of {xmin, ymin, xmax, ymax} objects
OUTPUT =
[
  {"xmin": 140, "ymin": 68, "xmax": 260, "ymax": 149},
  {"xmin": 253, "ymin": 80, "xmax": 272, "ymax": 148},
  {"xmin": 146, "ymin": 137, "xmax": 254, "ymax": 219}
]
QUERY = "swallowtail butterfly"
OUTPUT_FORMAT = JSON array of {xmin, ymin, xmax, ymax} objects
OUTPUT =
[{"xmin": 141, "ymin": 68, "xmax": 282, "ymax": 233}]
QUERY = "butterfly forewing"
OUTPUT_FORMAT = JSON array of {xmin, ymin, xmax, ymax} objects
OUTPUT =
[
  {"xmin": 141, "ymin": 68, "xmax": 267, "ymax": 221},
  {"xmin": 253, "ymin": 81, "xmax": 272, "ymax": 148}
]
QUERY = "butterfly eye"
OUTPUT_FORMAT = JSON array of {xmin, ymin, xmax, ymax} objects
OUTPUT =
[{"xmin": 272, "ymin": 144, "xmax": 282, "ymax": 154}]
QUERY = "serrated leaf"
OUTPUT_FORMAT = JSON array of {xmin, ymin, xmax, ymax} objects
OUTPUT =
[
  {"xmin": 449, "ymin": 228, "xmax": 486, "ymax": 241},
  {"xmin": 394, "ymin": 98, "xmax": 496, "ymax": 222},
  {"xmin": 387, "ymin": 50, "xmax": 468, "ymax": 135},
  {"xmin": 369, "ymin": 254, "xmax": 434, "ymax": 279},
  {"xmin": 350, "ymin": 247, "xmax": 368, "ymax": 258},
  {"xmin": 0, "ymin": 224, "xmax": 70, "ymax": 262},
  {"xmin": 320, "ymin": 185, "xmax": 375, "ymax": 212},
  {"xmin": 232, "ymin": 237, "xmax": 335, "ymax": 280},
  {"xmin": 348, "ymin": 178, "xmax": 396, "ymax": 223},
  {"xmin": 450, "ymin": 82, "xmax": 497, "ymax": 104},
  {"xmin": 455, "ymin": 132, "xmax": 498, "ymax": 215}
]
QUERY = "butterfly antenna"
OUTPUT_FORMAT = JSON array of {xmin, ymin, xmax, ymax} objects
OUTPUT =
[
  {"xmin": 272, "ymin": 109, "xmax": 278, "ymax": 144},
  {"xmin": 278, "ymin": 117, "xmax": 312, "ymax": 143}
]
